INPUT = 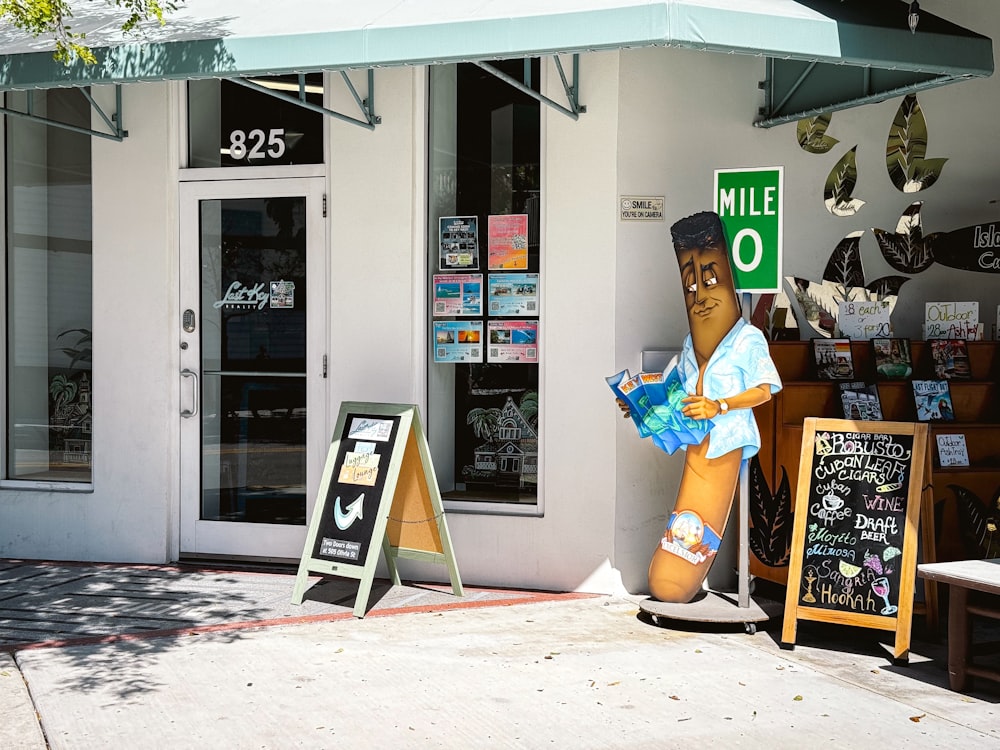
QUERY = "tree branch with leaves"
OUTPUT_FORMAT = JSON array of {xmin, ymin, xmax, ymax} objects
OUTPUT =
[{"xmin": 0, "ymin": 0, "xmax": 177, "ymax": 64}]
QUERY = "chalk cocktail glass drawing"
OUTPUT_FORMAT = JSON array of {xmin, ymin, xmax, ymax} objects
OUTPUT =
[{"xmin": 871, "ymin": 576, "xmax": 897, "ymax": 615}]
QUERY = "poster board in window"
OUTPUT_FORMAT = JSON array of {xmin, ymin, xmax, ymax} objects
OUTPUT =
[
  {"xmin": 781, "ymin": 418, "xmax": 931, "ymax": 661},
  {"xmin": 291, "ymin": 402, "xmax": 463, "ymax": 616}
]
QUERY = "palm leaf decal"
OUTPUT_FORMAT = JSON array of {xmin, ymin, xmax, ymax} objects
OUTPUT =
[
  {"xmin": 822, "ymin": 230, "xmax": 866, "ymax": 288},
  {"xmin": 748, "ymin": 455, "xmax": 792, "ymax": 567},
  {"xmin": 823, "ymin": 146, "xmax": 865, "ymax": 216},
  {"xmin": 797, "ymin": 114, "xmax": 839, "ymax": 154},
  {"xmin": 872, "ymin": 201, "xmax": 938, "ymax": 274},
  {"xmin": 951, "ymin": 484, "xmax": 1000, "ymax": 559},
  {"xmin": 886, "ymin": 94, "xmax": 948, "ymax": 193}
]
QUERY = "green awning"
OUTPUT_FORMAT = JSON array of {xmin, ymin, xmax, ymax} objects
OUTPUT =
[{"xmin": 0, "ymin": 1, "xmax": 992, "ymax": 126}]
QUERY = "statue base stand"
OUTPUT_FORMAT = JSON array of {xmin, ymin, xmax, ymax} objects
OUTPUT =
[{"xmin": 639, "ymin": 589, "xmax": 783, "ymax": 634}]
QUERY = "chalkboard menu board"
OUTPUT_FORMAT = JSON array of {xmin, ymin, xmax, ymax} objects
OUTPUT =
[
  {"xmin": 782, "ymin": 418, "xmax": 929, "ymax": 661},
  {"xmin": 291, "ymin": 402, "xmax": 463, "ymax": 617}
]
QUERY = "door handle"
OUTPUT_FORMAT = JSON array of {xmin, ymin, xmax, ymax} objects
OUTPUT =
[{"xmin": 180, "ymin": 369, "xmax": 199, "ymax": 418}]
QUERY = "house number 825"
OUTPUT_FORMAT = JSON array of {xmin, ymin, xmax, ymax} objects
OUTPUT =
[{"xmin": 229, "ymin": 128, "xmax": 286, "ymax": 160}]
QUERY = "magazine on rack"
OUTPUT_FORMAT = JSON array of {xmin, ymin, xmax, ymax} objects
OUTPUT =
[
  {"xmin": 838, "ymin": 381, "xmax": 883, "ymax": 421},
  {"xmin": 930, "ymin": 339, "xmax": 971, "ymax": 379},
  {"xmin": 812, "ymin": 338, "xmax": 854, "ymax": 379},
  {"xmin": 871, "ymin": 337, "xmax": 913, "ymax": 380},
  {"xmin": 911, "ymin": 379, "xmax": 955, "ymax": 421},
  {"xmin": 606, "ymin": 356, "xmax": 713, "ymax": 455}
]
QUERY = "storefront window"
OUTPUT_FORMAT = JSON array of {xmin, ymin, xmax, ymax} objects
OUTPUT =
[
  {"xmin": 188, "ymin": 75, "xmax": 324, "ymax": 168},
  {"xmin": 5, "ymin": 89, "xmax": 93, "ymax": 482},
  {"xmin": 427, "ymin": 60, "xmax": 541, "ymax": 507}
]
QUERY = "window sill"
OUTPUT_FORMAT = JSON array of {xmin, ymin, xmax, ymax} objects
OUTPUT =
[
  {"xmin": 0, "ymin": 480, "xmax": 94, "ymax": 494},
  {"xmin": 443, "ymin": 490, "xmax": 542, "ymax": 517}
]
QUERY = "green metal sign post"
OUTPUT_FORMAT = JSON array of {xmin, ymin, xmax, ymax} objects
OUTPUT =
[{"xmin": 713, "ymin": 167, "xmax": 783, "ymax": 293}]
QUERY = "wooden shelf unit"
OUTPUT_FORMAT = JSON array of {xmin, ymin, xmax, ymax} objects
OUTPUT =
[{"xmin": 753, "ymin": 339, "xmax": 1000, "ymax": 578}]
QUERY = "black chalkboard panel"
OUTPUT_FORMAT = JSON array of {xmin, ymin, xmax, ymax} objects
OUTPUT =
[
  {"xmin": 782, "ymin": 418, "xmax": 929, "ymax": 661},
  {"xmin": 311, "ymin": 413, "xmax": 402, "ymax": 564},
  {"xmin": 798, "ymin": 429, "xmax": 913, "ymax": 615}
]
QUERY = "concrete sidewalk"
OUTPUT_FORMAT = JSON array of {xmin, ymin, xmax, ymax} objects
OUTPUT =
[{"xmin": 2, "ymin": 564, "xmax": 1000, "ymax": 749}]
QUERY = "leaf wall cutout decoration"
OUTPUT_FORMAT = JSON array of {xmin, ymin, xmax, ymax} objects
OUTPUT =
[
  {"xmin": 748, "ymin": 455, "xmax": 792, "ymax": 567},
  {"xmin": 823, "ymin": 146, "xmax": 865, "ymax": 216},
  {"xmin": 885, "ymin": 94, "xmax": 948, "ymax": 193},
  {"xmin": 872, "ymin": 201, "xmax": 938, "ymax": 274},
  {"xmin": 822, "ymin": 230, "xmax": 866, "ymax": 288},
  {"xmin": 797, "ymin": 114, "xmax": 839, "ymax": 154}
]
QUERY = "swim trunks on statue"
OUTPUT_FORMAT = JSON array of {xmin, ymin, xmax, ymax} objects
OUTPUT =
[{"xmin": 661, "ymin": 510, "xmax": 722, "ymax": 566}]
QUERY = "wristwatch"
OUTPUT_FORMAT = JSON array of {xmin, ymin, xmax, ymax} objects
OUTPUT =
[{"xmin": 718, "ymin": 399, "xmax": 730, "ymax": 414}]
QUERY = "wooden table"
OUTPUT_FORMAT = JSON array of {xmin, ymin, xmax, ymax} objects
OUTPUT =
[{"xmin": 918, "ymin": 559, "xmax": 1000, "ymax": 691}]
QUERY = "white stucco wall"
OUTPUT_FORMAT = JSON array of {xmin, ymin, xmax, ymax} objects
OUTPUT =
[
  {"xmin": 0, "ymin": 82, "xmax": 176, "ymax": 562},
  {"xmin": 326, "ymin": 68, "xmax": 424, "ymax": 412}
]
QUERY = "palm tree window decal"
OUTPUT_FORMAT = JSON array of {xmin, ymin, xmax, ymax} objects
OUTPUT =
[{"xmin": 463, "ymin": 391, "xmax": 538, "ymax": 492}]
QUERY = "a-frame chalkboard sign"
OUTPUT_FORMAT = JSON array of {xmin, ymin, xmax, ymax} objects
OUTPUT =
[
  {"xmin": 291, "ymin": 402, "xmax": 463, "ymax": 617},
  {"xmin": 781, "ymin": 418, "xmax": 931, "ymax": 662}
]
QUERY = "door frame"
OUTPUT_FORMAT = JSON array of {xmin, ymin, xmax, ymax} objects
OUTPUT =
[{"xmin": 177, "ymin": 177, "xmax": 328, "ymax": 562}]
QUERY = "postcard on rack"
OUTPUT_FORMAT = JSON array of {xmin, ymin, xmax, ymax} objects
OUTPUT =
[
  {"xmin": 812, "ymin": 338, "xmax": 854, "ymax": 379},
  {"xmin": 488, "ymin": 214, "xmax": 529, "ymax": 270},
  {"xmin": 433, "ymin": 273, "xmax": 483, "ymax": 316},
  {"xmin": 838, "ymin": 381, "xmax": 883, "ymax": 421},
  {"xmin": 433, "ymin": 320, "xmax": 484, "ymax": 363},
  {"xmin": 871, "ymin": 337, "xmax": 913, "ymax": 379},
  {"xmin": 438, "ymin": 215, "xmax": 480, "ymax": 270},
  {"xmin": 487, "ymin": 320, "xmax": 539, "ymax": 363},
  {"xmin": 930, "ymin": 339, "xmax": 971, "ymax": 379},
  {"xmin": 936, "ymin": 433, "xmax": 970, "ymax": 467},
  {"xmin": 924, "ymin": 300, "xmax": 980, "ymax": 340},
  {"xmin": 911, "ymin": 379, "xmax": 955, "ymax": 421}
]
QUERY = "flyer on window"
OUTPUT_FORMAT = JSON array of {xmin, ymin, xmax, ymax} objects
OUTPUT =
[
  {"xmin": 439, "ymin": 216, "xmax": 480, "ymax": 270},
  {"xmin": 488, "ymin": 214, "xmax": 529, "ymax": 270},
  {"xmin": 488, "ymin": 272, "xmax": 539, "ymax": 316},
  {"xmin": 487, "ymin": 320, "xmax": 539, "ymax": 363},
  {"xmin": 433, "ymin": 273, "xmax": 483, "ymax": 316},
  {"xmin": 433, "ymin": 320, "xmax": 484, "ymax": 363}
]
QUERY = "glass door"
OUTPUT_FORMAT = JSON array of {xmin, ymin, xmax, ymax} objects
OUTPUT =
[{"xmin": 179, "ymin": 178, "xmax": 326, "ymax": 560}]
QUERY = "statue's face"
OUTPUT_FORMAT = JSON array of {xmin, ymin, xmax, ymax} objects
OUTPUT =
[{"xmin": 677, "ymin": 240, "xmax": 741, "ymax": 348}]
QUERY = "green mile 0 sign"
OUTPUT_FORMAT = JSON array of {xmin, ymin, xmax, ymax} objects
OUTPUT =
[{"xmin": 713, "ymin": 167, "xmax": 783, "ymax": 293}]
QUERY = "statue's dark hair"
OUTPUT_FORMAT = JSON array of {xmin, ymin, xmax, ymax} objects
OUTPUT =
[{"xmin": 670, "ymin": 211, "xmax": 727, "ymax": 253}]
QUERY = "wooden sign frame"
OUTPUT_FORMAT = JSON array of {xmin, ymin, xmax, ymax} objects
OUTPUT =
[
  {"xmin": 291, "ymin": 402, "xmax": 463, "ymax": 617},
  {"xmin": 781, "ymin": 418, "xmax": 929, "ymax": 661}
]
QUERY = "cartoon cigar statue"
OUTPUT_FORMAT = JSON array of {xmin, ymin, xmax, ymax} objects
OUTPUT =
[{"xmin": 629, "ymin": 211, "xmax": 782, "ymax": 603}]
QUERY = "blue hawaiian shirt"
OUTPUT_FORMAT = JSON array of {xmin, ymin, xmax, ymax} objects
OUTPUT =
[{"xmin": 677, "ymin": 318, "xmax": 782, "ymax": 459}]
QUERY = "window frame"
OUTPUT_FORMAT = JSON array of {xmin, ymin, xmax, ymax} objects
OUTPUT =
[
  {"xmin": 1, "ymin": 89, "xmax": 95, "ymax": 492},
  {"xmin": 427, "ymin": 59, "xmax": 547, "ymax": 519}
]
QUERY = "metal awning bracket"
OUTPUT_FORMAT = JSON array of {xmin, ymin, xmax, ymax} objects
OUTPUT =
[
  {"xmin": 0, "ymin": 84, "xmax": 127, "ymax": 141},
  {"xmin": 230, "ymin": 71, "xmax": 380, "ymax": 131},
  {"xmin": 474, "ymin": 54, "xmax": 586, "ymax": 120}
]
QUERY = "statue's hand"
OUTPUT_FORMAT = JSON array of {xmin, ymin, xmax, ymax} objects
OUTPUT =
[
  {"xmin": 681, "ymin": 394, "xmax": 720, "ymax": 420},
  {"xmin": 616, "ymin": 398, "xmax": 631, "ymax": 419}
]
